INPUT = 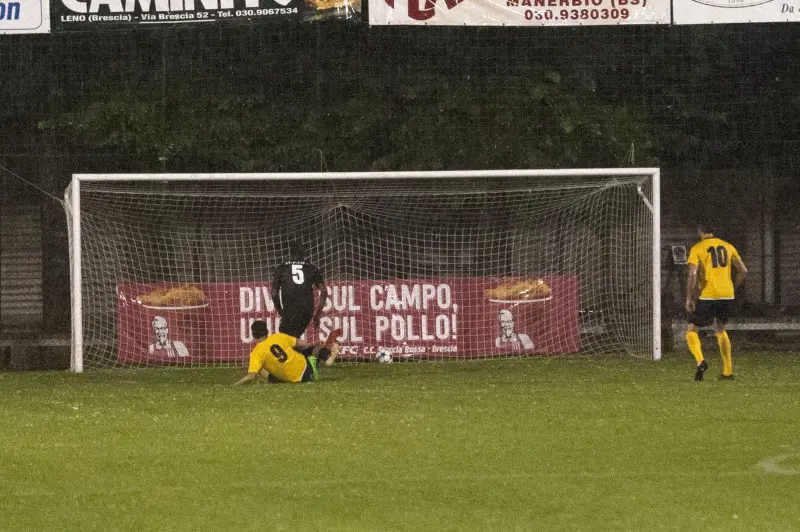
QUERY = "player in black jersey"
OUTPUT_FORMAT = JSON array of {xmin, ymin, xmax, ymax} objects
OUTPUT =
[{"xmin": 271, "ymin": 242, "xmax": 328, "ymax": 338}]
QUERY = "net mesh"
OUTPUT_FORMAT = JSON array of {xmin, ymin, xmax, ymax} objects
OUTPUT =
[{"xmin": 65, "ymin": 171, "xmax": 657, "ymax": 368}]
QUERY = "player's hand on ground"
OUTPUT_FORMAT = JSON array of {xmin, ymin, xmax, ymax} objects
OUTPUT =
[{"xmin": 685, "ymin": 300, "xmax": 695, "ymax": 313}]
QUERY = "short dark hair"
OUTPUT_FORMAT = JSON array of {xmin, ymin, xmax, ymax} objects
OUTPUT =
[
  {"xmin": 250, "ymin": 320, "xmax": 269, "ymax": 339},
  {"xmin": 697, "ymin": 223, "xmax": 716, "ymax": 235},
  {"xmin": 289, "ymin": 241, "xmax": 306, "ymax": 260}
]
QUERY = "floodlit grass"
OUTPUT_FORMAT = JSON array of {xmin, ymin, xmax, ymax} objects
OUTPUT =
[{"xmin": 1, "ymin": 352, "xmax": 799, "ymax": 531}]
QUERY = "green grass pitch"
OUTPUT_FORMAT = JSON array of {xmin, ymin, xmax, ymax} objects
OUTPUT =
[{"xmin": 1, "ymin": 352, "xmax": 799, "ymax": 531}]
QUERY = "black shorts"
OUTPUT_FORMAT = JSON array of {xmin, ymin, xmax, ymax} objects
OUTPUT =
[
  {"xmin": 278, "ymin": 304, "xmax": 314, "ymax": 337},
  {"xmin": 300, "ymin": 361, "xmax": 315, "ymax": 383},
  {"xmin": 267, "ymin": 362, "xmax": 314, "ymax": 383},
  {"xmin": 689, "ymin": 299, "xmax": 733, "ymax": 327}
]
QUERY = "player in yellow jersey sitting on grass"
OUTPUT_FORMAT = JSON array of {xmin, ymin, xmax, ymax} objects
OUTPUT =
[
  {"xmin": 234, "ymin": 320, "xmax": 340, "ymax": 385},
  {"xmin": 685, "ymin": 224, "xmax": 748, "ymax": 382}
]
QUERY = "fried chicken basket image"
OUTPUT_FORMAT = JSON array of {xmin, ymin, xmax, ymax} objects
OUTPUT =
[
  {"xmin": 136, "ymin": 285, "xmax": 209, "ymax": 310},
  {"xmin": 484, "ymin": 278, "xmax": 553, "ymax": 340},
  {"xmin": 484, "ymin": 278, "xmax": 552, "ymax": 304}
]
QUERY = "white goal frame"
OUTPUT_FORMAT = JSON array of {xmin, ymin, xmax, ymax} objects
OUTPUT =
[{"xmin": 67, "ymin": 168, "xmax": 661, "ymax": 372}]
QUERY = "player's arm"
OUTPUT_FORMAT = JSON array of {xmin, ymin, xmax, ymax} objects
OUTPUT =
[
  {"xmin": 313, "ymin": 271, "xmax": 328, "ymax": 328},
  {"xmin": 293, "ymin": 336, "xmax": 328, "ymax": 358},
  {"xmin": 685, "ymin": 263, "xmax": 699, "ymax": 313},
  {"xmin": 732, "ymin": 256, "xmax": 748, "ymax": 288},
  {"xmin": 271, "ymin": 265, "xmax": 284, "ymax": 313},
  {"xmin": 234, "ymin": 372, "xmax": 258, "ymax": 385},
  {"xmin": 294, "ymin": 337, "xmax": 312, "ymax": 350},
  {"xmin": 234, "ymin": 349, "xmax": 267, "ymax": 385},
  {"xmin": 685, "ymin": 244, "xmax": 703, "ymax": 313}
]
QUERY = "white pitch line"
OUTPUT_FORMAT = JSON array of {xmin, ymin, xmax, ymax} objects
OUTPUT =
[{"xmin": 756, "ymin": 454, "xmax": 800, "ymax": 475}]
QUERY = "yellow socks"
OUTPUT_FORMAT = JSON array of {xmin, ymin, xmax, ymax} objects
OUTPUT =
[
  {"xmin": 686, "ymin": 331, "xmax": 704, "ymax": 365},
  {"xmin": 716, "ymin": 331, "xmax": 733, "ymax": 376},
  {"xmin": 687, "ymin": 330, "xmax": 733, "ymax": 377}
]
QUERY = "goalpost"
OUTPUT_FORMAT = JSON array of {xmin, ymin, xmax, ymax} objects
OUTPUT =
[{"xmin": 65, "ymin": 169, "xmax": 660, "ymax": 372}]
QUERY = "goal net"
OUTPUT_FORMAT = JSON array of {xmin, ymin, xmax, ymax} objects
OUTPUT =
[{"xmin": 64, "ymin": 170, "xmax": 660, "ymax": 371}]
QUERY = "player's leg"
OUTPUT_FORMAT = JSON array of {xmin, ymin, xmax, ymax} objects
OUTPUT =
[
  {"xmin": 300, "ymin": 356, "xmax": 318, "ymax": 382},
  {"xmin": 278, "ymin": 305, "xmax": 314, "ymax": 338},
  {"xmin": 713, "ymin": 301, "xmax": 734, "ymax": 379},
  {"xmin": 291, "ymin": 343, "xmax": 320, "ymax": 381},
  {"xmin": 298, "ymin": 329, "xmax": 342, "ymax": 381},
  {"xmin": 687, "ymin": 301, "xmax": 709, "ymax": 381},
  {"xmin": 292, "ymin": 346, "xmax": 319, "ymax": 381},
  {"xmin": 305, "ymin": 328, "xmax": 342, "ymax": 368}
]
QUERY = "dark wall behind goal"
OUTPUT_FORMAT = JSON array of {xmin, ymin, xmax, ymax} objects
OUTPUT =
[{"xmin": 1, "ymin": 22, "xmax": 799, "ymax": 342}]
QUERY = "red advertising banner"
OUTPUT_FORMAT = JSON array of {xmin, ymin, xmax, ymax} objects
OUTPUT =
[{"xmin": 117, "ymin": 276, "xmax": 579, "ymax": 365}]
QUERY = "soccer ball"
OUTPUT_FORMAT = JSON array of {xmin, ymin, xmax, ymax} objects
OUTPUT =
[{"xmin": 376, "ymin": 347, "xmax": 393, "ymax": 364}]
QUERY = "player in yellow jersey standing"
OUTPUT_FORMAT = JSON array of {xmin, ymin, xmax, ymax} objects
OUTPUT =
[
  {"xmin": 234, "ymin": 320, "xmax": 340, "ymax": 385},
  {"xmin": 685, "ymin": 224, "xmax": 747, "ymax": 381}
]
